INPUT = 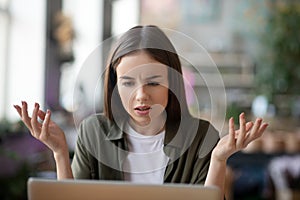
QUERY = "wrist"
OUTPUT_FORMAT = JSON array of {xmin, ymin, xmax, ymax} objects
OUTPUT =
[
  {"xmin": 53, "ymin": 149, "xmax": 73, "ymax": 179},
  {"xmin": 53, "ymin": 149, "xmax": 70, "ymax": 162},
  {"xmin": 211, "ymin": 149, "xmax": 228, "ymax": 164}
]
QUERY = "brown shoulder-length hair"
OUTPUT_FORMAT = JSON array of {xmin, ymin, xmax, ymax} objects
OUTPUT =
[{"xmin": 103, "ymin": 25, "xmax": 191, "ymax": 124}]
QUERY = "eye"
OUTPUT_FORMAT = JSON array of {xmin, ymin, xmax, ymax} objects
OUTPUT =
[
  {"xmin": 147, "ymin": 82, "xmax": 160, "ymax": 86},
  {"xmin": 122, "ymin": 81, "xmax": 135, "ymax": 87}
]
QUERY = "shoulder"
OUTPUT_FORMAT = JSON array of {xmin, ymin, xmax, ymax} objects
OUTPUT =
[
  {"xmin": 185, "ymin": 117, "xmax": 219, "ymax": 137},
  {"xmin": 192, "ymin": 117, "xmax": 220, "ymax": 158},
  {"xmin": 182, "ymin": 117, "xmax": 219, "ymax": 149},
  {"xmin": 81, "ymin": 113, "xmax": 109, "ymax": 126},
  {"xmin": 80, "ymin": 113, "xmax": 113, "ymax": 131},
  {"xmin": 197, "ymin": 118, "xmax": 219, "ymax": 136},
  {"xmin": 77, "ymin": 113, "xmax": 117, "ymax": 140}
]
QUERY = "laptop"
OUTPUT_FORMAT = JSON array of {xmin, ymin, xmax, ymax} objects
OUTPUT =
[{"xmin": 27, "ymin": 178, "xmax": 220, "ymax": 200}]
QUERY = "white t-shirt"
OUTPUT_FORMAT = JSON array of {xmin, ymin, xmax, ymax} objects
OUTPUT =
[{"xmin": 123, "ymin": 124, "xmax": 169, "ymax": 184}]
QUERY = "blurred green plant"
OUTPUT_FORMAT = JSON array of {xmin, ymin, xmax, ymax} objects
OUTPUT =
[
  {"xmin": 226, "ymin": 103, "xmax": 244, "ymax": 125},
  {"xmin": 256, "ymin": 1, "xmax": 300, "ymax": 104},
  {"xmin": 0, "ymin": 119, "xmax": 27, "ymax": 141},
  {"xmin": 0, "ymin": 119, "xmax": 32, "ymax": 200},
  {"xmin": 0, "ymin": 161, "xmax": 33, "ymax": 200}
]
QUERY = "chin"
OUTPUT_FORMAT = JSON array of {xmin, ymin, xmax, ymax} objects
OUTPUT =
[{"xmin": 133, "ymin": 118, "xmax": 151, "ymax": 126}]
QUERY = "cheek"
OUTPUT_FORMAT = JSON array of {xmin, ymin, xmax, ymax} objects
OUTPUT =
[
  {"xmin": 163, "ymin": 91, "xmax": 169, "ymax": 107},
  {"xmin": 118, "ymin": 85, "xmax": 133, "ymax": 109},
  {"xmin": 155, "ymin": 87, "xmax": 169, "ymax": 107}
]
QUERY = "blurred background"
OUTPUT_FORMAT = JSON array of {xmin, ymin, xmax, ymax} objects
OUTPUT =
[{"xmin": 0, "ymin": 0, "xmax": 300, "ymax": 199}]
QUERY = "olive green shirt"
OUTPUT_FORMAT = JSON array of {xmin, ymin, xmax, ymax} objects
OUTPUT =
[{"xmin": 71, "ymin": 114, "xmax": 219, "ymax": 184}]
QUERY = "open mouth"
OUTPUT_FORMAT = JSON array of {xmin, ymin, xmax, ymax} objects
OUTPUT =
[{"xmin": 134, "ymin": 106, "xmax": 151, "ymax": 111}]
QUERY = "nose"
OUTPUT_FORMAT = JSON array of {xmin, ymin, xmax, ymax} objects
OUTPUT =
[{"xmin": 135, "ymin": 84, "xmax": 149, "ymax": 102}]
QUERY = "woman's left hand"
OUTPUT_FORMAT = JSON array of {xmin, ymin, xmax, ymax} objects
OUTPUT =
[{"xmin": 212, "ymin": 112, "xmax": 268, "ymax": 162}]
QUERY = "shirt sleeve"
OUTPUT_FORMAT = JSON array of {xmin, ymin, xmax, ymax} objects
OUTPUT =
[
  {"xmin": 71, "ymin": 121, "xmax": 92, "ymax": 179},
  {"xmin": 194, "ymin": 121, "xmax": 220, "ymax": 184},
  {"xmin": 194, "ymin": 151, "xmax": 213, "ymax": 184}
]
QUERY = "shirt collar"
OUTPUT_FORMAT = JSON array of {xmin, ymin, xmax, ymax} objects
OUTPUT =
[
  {"xmin": 105, "ymin": 118, "xmax": 192, "ymax": 151},
  {"xmin": 164, "ymin": 117, "xmax": 200, "ymax": 153},
  {"xmin": 105, "ymin": 118, "xmax": 128, "ymax": 140}
]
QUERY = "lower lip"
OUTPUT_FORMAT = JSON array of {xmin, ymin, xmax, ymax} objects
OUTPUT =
[{"xmin": 135, "ymin": 109, "xmax": 150, "ymax": 116}]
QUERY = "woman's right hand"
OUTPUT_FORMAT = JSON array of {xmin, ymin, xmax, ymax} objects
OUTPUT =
[{"xmin": 14, "ymin": 101, "xmax": 68, "ymax": 156}]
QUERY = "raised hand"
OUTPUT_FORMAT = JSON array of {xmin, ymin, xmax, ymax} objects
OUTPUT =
[
  {"xmin": 13, "ymin": 101, "xmax": 68, "ymax": 155},
  {"xmin": 213, "ymin": 112, "xmax": 268, "ymax": 162},
  {"xmin": 205, "ymin": 113, "xmax": 268, "ymax": 198}
]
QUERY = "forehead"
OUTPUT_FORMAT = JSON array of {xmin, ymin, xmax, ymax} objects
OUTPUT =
[{"xmin": 116, "ymin": 51, "xmax": 168, "ymax": 77}]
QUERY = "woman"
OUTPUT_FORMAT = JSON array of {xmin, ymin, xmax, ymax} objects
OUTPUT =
[{"xmin": 14, "ymin": 25, "xmax": 268, "ymax": 198}]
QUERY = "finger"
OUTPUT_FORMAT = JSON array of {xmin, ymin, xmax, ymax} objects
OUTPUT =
[
  {"xmin": 41, "ymin": 109, "xmax": 51, "ymax": 141},
  {"xmin": 31, "ymin": 103, "xmax": 41, "ymax": 137},
  {"xmin": 244, "ymin": 118, "xmax": 262, "ymax": 142},
  {"xmin": 251, "ymin": 118, "xmax": 263, "ymax": 135},
  {"xmin": 234, "ymin": 122, "xmax": 253, "ymax": 139},
  {"xmin": 253, "ymin": 122, "xmax": 268, "ymax": 140},
  {"xmin": 38, "ymin": 109, "xmax": 46, "ymax": 121},
  {"xmin": 245, "ymin": 121, "xmax": 254, "ymax": 132},
  {"xmin": 228, "ymin": 117, "xmax": 236, "ymax": 146},
  {"xmin": 236, "ymin": 113, "xmax": 246, "ymax": 148},
  {"xmin": 13, "ymin": 105, "xmax": 22, "ymax": 117},
  {"xmin": 21, "ymin": 101, "xmax": 33, "ymax": 131},
  {"xmin": 258, "ymin": 122, "xmax": 269, "ymax": 135},
  {"xmin": 244, "ymin": 122, "xmax": 268, "ymax": 145}
]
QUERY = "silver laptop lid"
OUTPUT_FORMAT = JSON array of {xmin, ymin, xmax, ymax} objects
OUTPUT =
[{"xmin": 27, "ymin": 178, "xmax": 220, "ymax": 200}]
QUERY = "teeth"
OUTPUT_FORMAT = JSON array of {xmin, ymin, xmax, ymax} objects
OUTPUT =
[{"xmin": 137, "ymin": 107, "xmax": 149, "ymax": 111}]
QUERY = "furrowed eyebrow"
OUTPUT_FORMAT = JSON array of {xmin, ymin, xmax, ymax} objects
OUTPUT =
[
  {"xmin": 119, "ymin": 75, "xmax": 163, "ymax": 80},
  {"xmin": 145, "ymin": 75, "xmax": 163, "ymax": 80},
  {"xmin": 119, "ymin": 76, "xmax": 134, "ymax": 80}
]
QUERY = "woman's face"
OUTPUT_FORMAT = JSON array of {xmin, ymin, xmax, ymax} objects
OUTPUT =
[{"xmin": 116, "ymin": 51, "xmax": 169, "ymax": 127}]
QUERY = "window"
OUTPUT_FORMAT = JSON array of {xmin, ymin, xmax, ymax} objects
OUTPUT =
[
  {"xmin": 1, "ymin": 0, "xmax": 46, "ymax": 121},
  {"xmin": 0, "ymin": 0, "xmax": 10, "ymax": 119}
]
